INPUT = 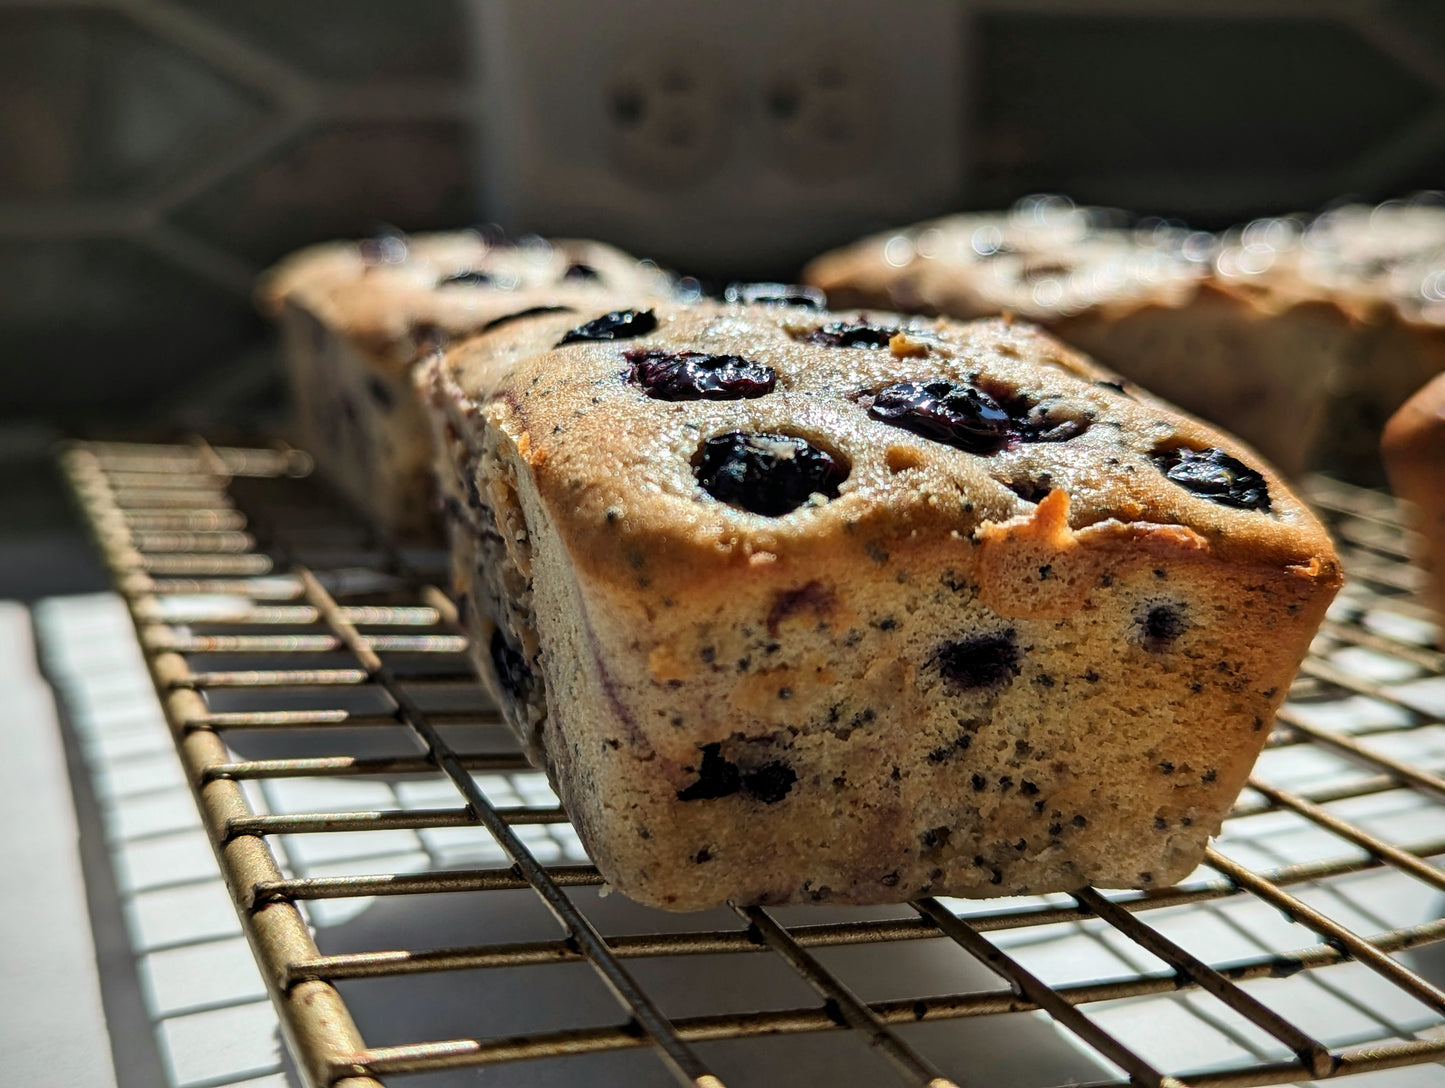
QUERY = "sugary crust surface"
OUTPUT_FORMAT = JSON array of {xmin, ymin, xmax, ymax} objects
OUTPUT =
[
  {"xmin": 262, "ymin": 232, "xmax": 673, "ymax": 373},
  {"xmin": 442, "ymin": 303, "xmax": 1335, "ymax": 575},
  {"xmin": 1247, "ymin": 202, "xmax": 1445, "ymax": 326},
  {"xmin": 1382, "ymin": 371, "xmax": 1445, "ymax": 645},
  {"xmin": 803, "ymin": 197, "xmax": 1445, "ymax": 330},
  {"xmin": 424, "ymin": 299, "xmax": 1342, "ymax": 910},
  {"xmin": 803, "ymin": 197, "xmax": 1445, "ymax": 479},
  {"xmin": 261, "ymin": 230, "xmax": 668, "ymax": 541},
  {"xmin": 803, "ymin": 198, "xmax": 1212, "ymax": 321}
]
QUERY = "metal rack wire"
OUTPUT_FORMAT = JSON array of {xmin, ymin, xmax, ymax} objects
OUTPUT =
[{"xmin": 60, "ymin": 439, "xmax": 1445, "ymax": 1088}]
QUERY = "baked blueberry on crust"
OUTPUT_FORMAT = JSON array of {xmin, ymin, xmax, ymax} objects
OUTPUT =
[{"xmin": 258, "ymin": 233, "xmax": 672, "ymax": 542}]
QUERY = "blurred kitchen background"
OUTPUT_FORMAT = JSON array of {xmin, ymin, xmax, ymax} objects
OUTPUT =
[
  {"xmin": 3, "ymin": 0, "xmax": 1445, "ymax": 594},
  {"xmin": 6, "ymin": 0, "xmax": 1445, "ymax": 423}
]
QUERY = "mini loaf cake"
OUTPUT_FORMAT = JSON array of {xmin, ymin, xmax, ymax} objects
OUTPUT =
[
  {"xmin": 417, "ymin": 296, "xmax": 1342, "ymax": 911},
  {"xmin": 804, "ymin": 195, "xmax": 1445, "ymax": 480},
  {"xmin": 1382, "ymin": 372, "xmax": 1445, "ymax": 645},
  {"xmin": 259, "ymin": 231, "xmax": 670, "ymax": 541},
  {"xmin": 1217, "ymin": 200, "xmax": 1445, "ymax": 478}
]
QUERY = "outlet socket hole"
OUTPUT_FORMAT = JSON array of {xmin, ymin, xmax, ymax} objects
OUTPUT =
[
  {"xmin": 610, "ymin": 86, "xmax": 645, "ymax": 128},
  {"xmin": 767, "ymin": 84, "xmax": 800, "ymax": 120}
]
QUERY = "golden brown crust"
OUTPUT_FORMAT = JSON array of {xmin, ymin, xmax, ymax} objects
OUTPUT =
[
  {"xmin": 259, "ymin": 231, "xmax": 668, "ymax": 541},
  {"xmin": 803, "ymin": 199, "xmax": 1445, "ymax": 480},
  {"xmin": 261, "ymin": 232, "xmax": 670, "ymax": 372},
  {"xmin": 426, "ymin": 298, "xmax": 1342, "ymax": 910},
  {"xmin": 442, "ymin": 302, "xmax": 1335, "ymax": 592}
]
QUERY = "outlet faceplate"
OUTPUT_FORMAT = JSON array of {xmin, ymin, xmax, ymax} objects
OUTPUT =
[{"xmin": 473, "ymin": 0, "xmax": 964, "ymax": 274}]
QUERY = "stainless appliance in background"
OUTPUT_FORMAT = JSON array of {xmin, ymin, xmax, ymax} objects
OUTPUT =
[
  {"xmin": 1, "ymin": 0, "xmax": 1443, "ymax": 415},
  {"xmin": 474, "ymin": 0, "xmax": 964, "ymax": 272}
]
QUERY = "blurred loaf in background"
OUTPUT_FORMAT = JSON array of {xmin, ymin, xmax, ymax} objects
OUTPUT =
[
  {"xmin": 806, "ymin": 194, "xmax": 1445, "ymax": 481},
  {"xmin": 257, "ymin": 231, "xmax": 671, "ymax": 542},
  {"xmin": 1382, "ymin": 371, "xmax": 1445, "ymax": 645}
]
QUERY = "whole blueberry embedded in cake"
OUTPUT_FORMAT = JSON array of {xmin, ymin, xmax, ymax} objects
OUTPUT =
[
  {"xmin": 741, "ymin": 761, "xmax": 797, "ymax": 803},
  {"xmin": 933, "ymin": 630, "xmax": 1021, "ymax": 691},
  {"xmin": 1137, "ymin": 602, "xmax": 1188, "ymax": 652},
  {"xmin": 694, "ymin": 432, "xmax": 848, "ymax": 516},
  {"xmin": 869, "ymin": 380, "xmax": 1014, "ymax": 454},
  {"xmin": 557, "ymin": 309, "xmax": 657, "ymax": 345},
  {"xmin": 870, "ymin": 379, "xmax": 1091, "ymax": 453},
  {"xmin": 676, "ymin": 744, "xmax": 797, "ymax": 804},
  {"xmin": 438, "ymin": 269, "xmax": 495, "ymax": 287},
  {"xmin": 488, "ymin": 628, "xmax": 530, "ymax": 700},
  {"xmin": 676, "ymin": 743, "xmax": 741, "ymax": 801},
  {"xmin": 1153, "ymin": 446, "xmax": 1271, "ymax": 512},
  {"xmin": 724, "ymin": 282, "xmax": 826, "ymax": 309},
  {"xmin": 625, "ymin": 350, "xmax": 776, "ymax": 401},
  {"xmin": 804, "ymin": 320, "xmax": 898, "ymax": 348}
]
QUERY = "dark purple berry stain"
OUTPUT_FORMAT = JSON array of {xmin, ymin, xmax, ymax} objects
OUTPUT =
[
  {"xmin": 1138, "ymin": 602, "xmax": 1188, "ymax": 652},
  {"xmin": 870, "ymin": 380, "xmax": 1013, "ymax": 454},
  {"xmin": 766, "ymin": 581, "xmax": 834, "ymax": 637},
  {"xmin": 724, "ymin": 282, "xmax": 826, "ymax": 309},
  {"xmin": 624, "ymin": 350, "xmax": 775, "ymax": 401},
  {"xmin": 438, "ymin": 269, "xmax": 494, "ymax": 287},
  {"xmin": 557, "ymin": 309, "xmax": 657, "ymax": 345},
  {"xmin": 676, "ymin": 743, "xmax": 740, "ymax": 801},
  {"xmin": 481, "ymin": 305, "xmax": 575, "ymax": 332},
  {"xmin": 870, "ymin": 379, "xmax": 1090, "ymax": 453},
  {"xmin": 933, "ymin": 631, "xmax": 1021, "ymax": 691},
  {"xmin": 805, "ymin": 320, "xmax": 898, "ymax": 348},
  {"xmin": 695, "ymin": 432, "xmax": 847, "ymax": 516},
  {"xmin": 1153, "ymin": 447, "xmax": 1270, "ymax": 512},
  {"xmin": 676, "ymin": 744, "xmax": 796, "ymax": 804},
  {"xmin": 488, "ymin": 628, "xmax": 530, "ymax": 699},
  {"xmin": 743, "ymin": 762, "xmax": 797, "ymax": 804},
  {"xmin": 562, "ymin": 262, "xmax": 601, "ymax": 282}
]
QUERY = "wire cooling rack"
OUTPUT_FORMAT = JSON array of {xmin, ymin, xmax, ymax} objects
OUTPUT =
[{"xmin": 60, "ymin": 439, "xmax": 1445, "ymax": 1088}]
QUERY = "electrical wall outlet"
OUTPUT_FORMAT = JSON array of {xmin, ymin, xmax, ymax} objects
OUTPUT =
[{"xmin": 473, "ymin": 0, "xmax": 964, "ymax": 275}]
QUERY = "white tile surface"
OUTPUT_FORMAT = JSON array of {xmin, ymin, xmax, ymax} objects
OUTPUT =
[
  {"xmin": 139, "ymin": 936, "xmax": 269, "ymax": 1017},
  {"xmin": 34, "ymin": 593, "xmax": 299, "ymax": 1088},
  {"xmin": 116, "ymin": 829, "xmax": 224, "ymax": 894},
  {"xmin": 126, "ymin": 876, "xmax": 244, "ymax": 952},
  {"xmin": 0, "ymin": 601, "xmax": 117, "ymax": 1088},
  {"xmin": 157, "ymin": 1000, "xmax": 286, "ymax": 1087}
]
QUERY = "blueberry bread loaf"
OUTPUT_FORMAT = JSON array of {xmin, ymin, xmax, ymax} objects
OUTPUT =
[
  {"xmin": 805, "ymin": 195, "xmax": 1445, "ymax": 479},
  {"xmin": 1218, "ymin": 200, "xmax": 1445, "ymax": 478},
  {"xmin": 417, "ymin": 297, "xmax": 1341, "ymax": 911},
  {"xmin": 259, "ymin": 231, "xmax": 670, "ymax": 541},
  {"xmin": 1382, "ymin": 372, "xmax": 1445, "ymax": 646}
]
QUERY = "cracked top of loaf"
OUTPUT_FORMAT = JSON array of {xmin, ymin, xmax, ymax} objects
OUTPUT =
[
  {"xmin": 434, "ymin": 298, "xmax": 1339, "ymax": 594},
  {"xmin": 258, "ymin": 231, "xmax": 673, "ymax": 366}
]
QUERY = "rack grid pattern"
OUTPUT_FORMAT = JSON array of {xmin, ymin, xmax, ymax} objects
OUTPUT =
[{"xmin": 61, "ymin": 439, "xmax": 1445, "ymax": 1088}]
